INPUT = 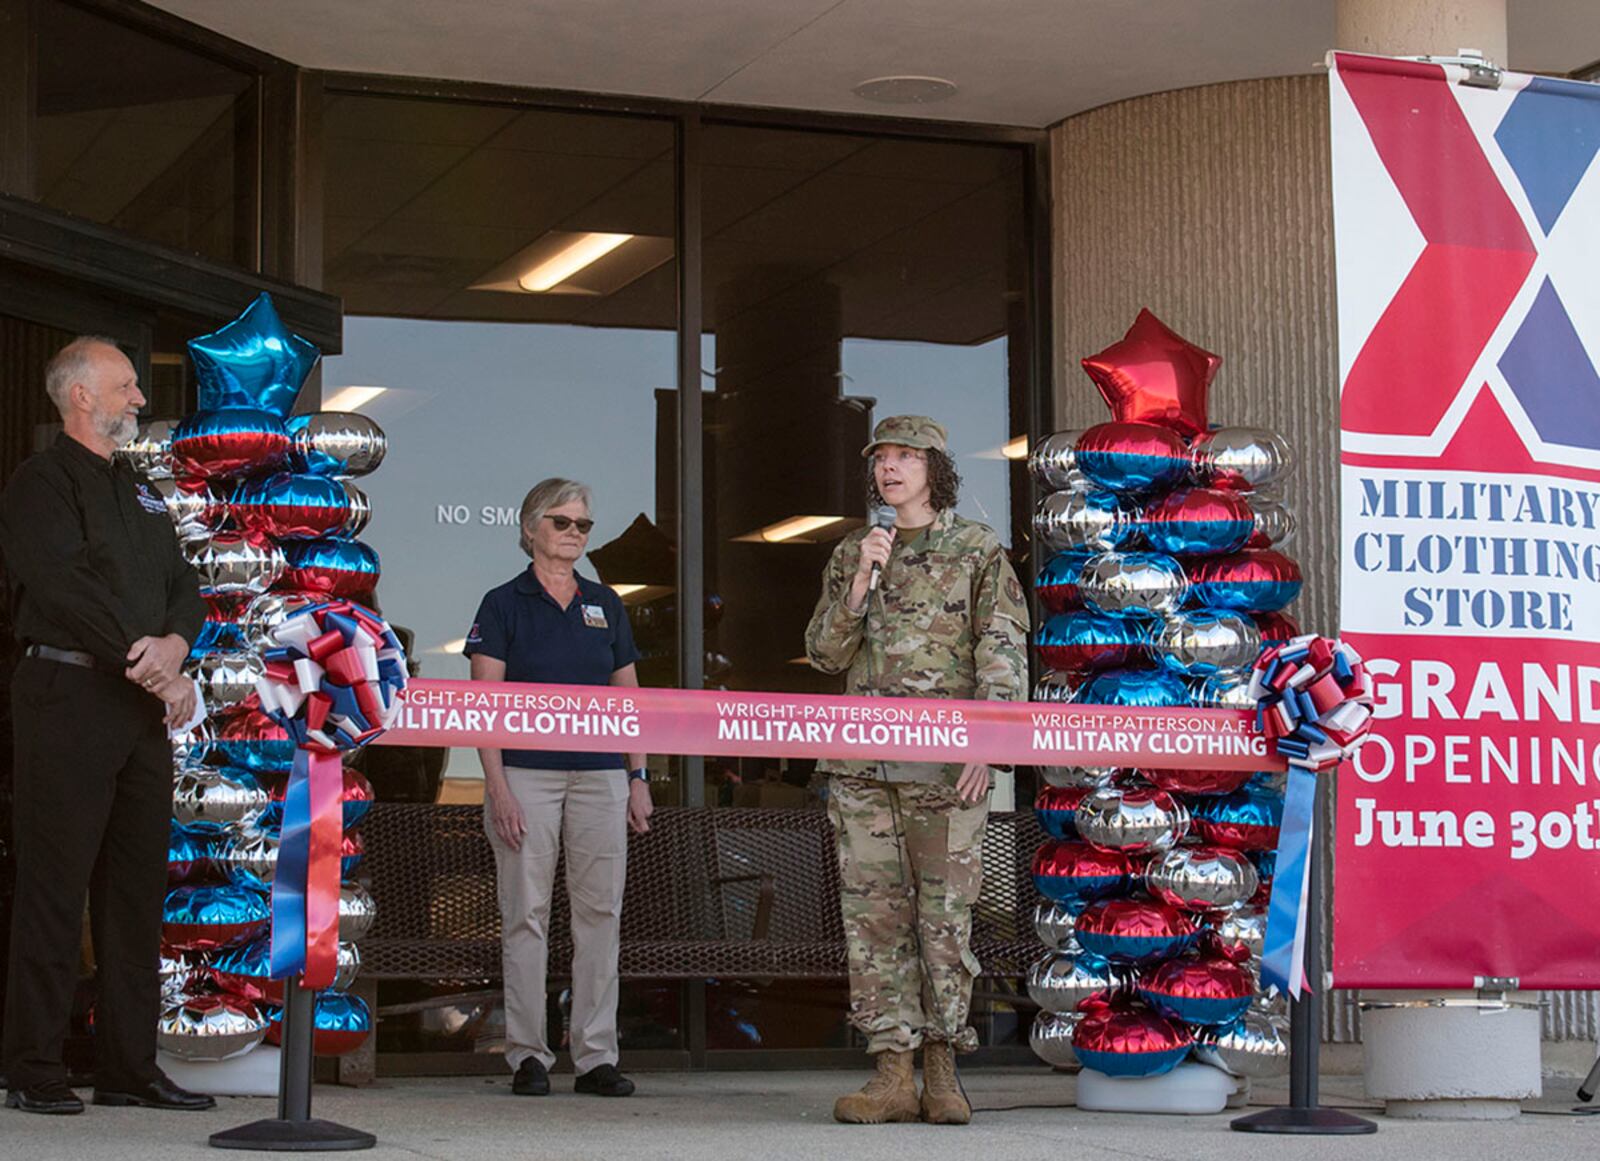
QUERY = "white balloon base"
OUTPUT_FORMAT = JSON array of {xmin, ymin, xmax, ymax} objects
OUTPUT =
[
  {"xmin": 157, "ymin": 1045, "xmax": 281, "ymax": 1098},
  {"xmin": 1076, "ymin": 1062, "xmax": 1240, "ymax": 1114}
]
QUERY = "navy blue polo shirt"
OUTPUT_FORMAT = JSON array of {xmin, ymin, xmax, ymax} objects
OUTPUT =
[{"xmin": 463, "ymin": 568, "xmax": 641, "ymax": 770}]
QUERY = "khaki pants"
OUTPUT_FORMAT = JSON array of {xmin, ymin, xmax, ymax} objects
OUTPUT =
[
  {"xmin": 485, "ymin": 767, "xmax": 628, "ymax": 1073},
  {"xmin": 828, "ymin": 774, "xmax": 989, "ymax": 1055}
]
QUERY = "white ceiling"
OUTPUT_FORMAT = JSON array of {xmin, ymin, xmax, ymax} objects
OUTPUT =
[{"xmin": 150, "ymin": 0, "xmax": 1599, "ymax": 129}]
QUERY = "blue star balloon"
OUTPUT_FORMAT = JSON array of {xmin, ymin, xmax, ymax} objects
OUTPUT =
[{"xmin": 189, "ymin": 293, "xmax": 319, "ymax": 418}]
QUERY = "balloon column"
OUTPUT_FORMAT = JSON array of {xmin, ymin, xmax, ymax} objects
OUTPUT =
[
  {"xmin": 121, "ymin": 294, "xmax": 398, "ymax": 1071},
  {"xmin": 1025, "ymin": 309, "xmax": 1294, "ymax": 1088}
]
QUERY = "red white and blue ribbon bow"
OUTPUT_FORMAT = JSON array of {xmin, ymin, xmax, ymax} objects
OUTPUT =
[
  {"xmin": 256, "ymin": 600, "xmax": 406, "ymax": 987},
  {"xmin": 1250, "ymin": 635, "xmax": 1375, "ymax": 997}
]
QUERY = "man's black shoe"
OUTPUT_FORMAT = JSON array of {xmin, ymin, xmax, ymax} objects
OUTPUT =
[
  {"xmin": 511, "ymin": 1058, "xmax": 550, "ymax": 1096},
  {"xmin": 93, "ymin": 1076, "xmax": 216, "ymax": 1111},
  {"xmin": 574, "ymin": 1063, "xmax": 635, "ymax": 1097},
  {"xmin": 6, "ymin": 1081, "xmax": 84, "ymax": 1115}
]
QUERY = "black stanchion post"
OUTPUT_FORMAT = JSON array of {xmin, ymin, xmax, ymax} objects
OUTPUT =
[
  {"xmin": 1231, "ymin": 773, "xmax": 1377, "ymax": 1135},
  {"xmin": 209, "ymin": 974, "xmax": 375, "ymax": 1152}
]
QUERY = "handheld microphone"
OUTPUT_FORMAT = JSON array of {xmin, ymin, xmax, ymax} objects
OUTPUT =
[{"xmin": 868, "ymin": 504, "xmax": 897, "ymax": 592}]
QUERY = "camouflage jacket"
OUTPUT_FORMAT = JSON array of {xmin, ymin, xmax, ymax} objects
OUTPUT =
[{"xmin": 805, "ymin": 508, "xmax": 1030, "ymax": 783}]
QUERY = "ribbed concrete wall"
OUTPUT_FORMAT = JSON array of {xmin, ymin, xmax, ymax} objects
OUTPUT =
[{"xmin": 1048, "ymin": 73, "xmax": 1596, "ymax": 1045}]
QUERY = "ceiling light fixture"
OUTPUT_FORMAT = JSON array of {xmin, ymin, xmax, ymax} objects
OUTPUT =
[
  {"xmin": 519, "ymin": 232, "xmax": 633, "ymax": 292},
  {"xmin": 1002, "ymin": 436, "xmax": 1029, "ymax": 460},
  {"xmin": 733, "ymin": 514, "xmax": 857, "ymax": 544},
  {"xmin": 853, "ymin": 75, "xmax": 959, "ymax": 105},
  {"xmin": 323, "ymin": 385, "xmax": 386, "ymax": 411}
]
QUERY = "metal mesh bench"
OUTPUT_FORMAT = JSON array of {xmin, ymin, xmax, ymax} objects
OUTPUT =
[{"xmin": 359, "ymin": 803, "xmax": 1044, "ymax": 983}]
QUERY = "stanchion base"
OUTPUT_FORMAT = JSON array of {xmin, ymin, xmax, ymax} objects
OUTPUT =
[
  {"xmin": 210, "ymin": 1118, "xmax": 376, "ymax": 1152},
  {"xmin": 1231, "ymin": 1106, "xmax": 1378, "ymax": 1135}
]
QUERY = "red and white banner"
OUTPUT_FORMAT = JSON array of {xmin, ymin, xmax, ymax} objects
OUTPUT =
[
  {"xmin": 1332, "ymin": 53, "xmax": 1600, "ymax": 986},
  {"xmin": 374, "ymin": 678, "xmax": 1278, "ymax": 771}
]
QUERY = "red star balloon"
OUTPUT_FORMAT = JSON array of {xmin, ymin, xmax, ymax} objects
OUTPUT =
[{"xmin": 1082, "ymin": 309, "xmax": 1219, "ymax": 437}]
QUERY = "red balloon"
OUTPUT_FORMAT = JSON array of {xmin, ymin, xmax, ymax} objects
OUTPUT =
[
  {"xmin": 1253, "ymin": 610, "xmax": 1302, "ymax": 648},
  {"xmin": 1081, "ymin": 308, "xmax": 1219, "ymax": 437},
  {"xmin": 1140, "ymin": 766, "xmax": 1255, "ymax": 796}
]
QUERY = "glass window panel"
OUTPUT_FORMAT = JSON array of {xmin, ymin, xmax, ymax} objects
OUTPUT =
[
  {"xmin": 33, "ymin": 0, "xmax": 258, "ymax": 266},
  {"xmin": 697, "ymin": 123, "xmax": 1029, "ymax": 1051},
  {"xmin": 322, "ymin": 92, "xmax": 680, "ymax": 1058}
]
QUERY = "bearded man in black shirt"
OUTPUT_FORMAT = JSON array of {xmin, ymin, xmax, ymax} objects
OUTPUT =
[{"xmin": 0, "ymin": 336, "xmax": 213, "ymax": 1115}]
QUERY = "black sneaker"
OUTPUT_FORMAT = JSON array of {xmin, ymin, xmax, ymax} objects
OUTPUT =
[
  {"xmin": 512, "ymin": 1058, "xmax": 550, "ymax": 1096},
  {"xmin": 573, "ymin": 1063, "xmax": 635, "ymax": 1097}
]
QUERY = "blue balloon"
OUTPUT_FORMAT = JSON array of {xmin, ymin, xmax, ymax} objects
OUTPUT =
[
  {"xmin": 1076, "ymin": 1043, "xmax": 1191, "ymax": 1078},
  {"xmin": 1074, "ymin": 422, "xmax": 1191, "ymax": 496},
  {"xmin": 1075, "ymin": 667, "xmax": 1190, "ymax": 707},
  {"xmin": 189, "ymin": 293, "xmax": 319, "ymax": 417}
]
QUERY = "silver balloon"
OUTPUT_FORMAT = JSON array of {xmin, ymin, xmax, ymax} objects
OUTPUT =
[
  {"xmin": 1251, "ymin": 990, "xmax": 1289, "ymax": 1020},
  {"xmin": 1155, "ymin": 610, "xmax": 1261, "ymax": 676},
  {"xmin": 1190, "ymin": 427, "xmax": 1291, "ymax": 491},
  {"xmin": 1250, "ymin": 491, "xmax": 1296, "ymax": 548},
  {"xmin": 1192, "ymin": 1010, "xmax": 1290, "ymax": 1078},
  {"xmin": 158, "ymin": 951, "xmax": 205, "ymax": 1007},
  {"xmin": 1033, "ymin": 900, "xmax": 1079, "ymax": 952},
  {"xmin": 1193, "ymin": 671, "xmax": 1259, "ymax": 711},
  {"xmin": 1028, "ymin": 430, "xmax": 1087, "ymax": 492},
  {"xmin": 1209, "ymin": 904, "xmax": 1268, "ymax": 963},
  {"xmin": 157, "ymin": 995, "xmax": 268, "ymax": 1062},
  {"xmin": 1040, "ymin": 764, "xmax": 1120, "ymax": 789},
  {"xmin": 340, "ymin": 881, "xmax": 378, "ymax": 944},
  {"xmin": 1075, "ymin": 785, "xmax": 1190, "ymax": 854},
  {"xmin": 170, "ymin": 722, "xmax": 218, "ymax": 769},
  {"xmin": 173, "ymin": 767, "xmax": 269, "ymax": 829},
  {"xmin": 341, "ymin": 481, "xmax": 371, "ymax": 537},
  {"xmin": 149, "ymin": 477, "xmax": 222, "ymax": 543},
  {"xmin": 185, "ymin": 650, "xmax": 266, "ymax": 712},
  {"xmin": 184, "ymin": 532, "xmax": 286, "ymax": 597},
  {"xmin": 1026, "ymin": 950, "xmax": 1128, "ymax": 1014},
  {"xmin": 242, "ymin": 591, "xmax": 318, "ymax": 651},
  {"xmin": 1078, "ymin": 551, "xmax": 1188, "ymax": 616},
  {"xmin": 294, "ymin": 412, "xmax": 388, "ymax": 477},
  {"xmin": 1034, "ymin": 490, "xmax": 1130, "ymax": 553},
  {"xmin": 117, "ymin": 418, "xmax": 178, "ymax": 479},
  {"xmin": 1032, "ymin": 672, "xmax": 1080, "ymax": 702},
  {"xmin": 1146, "ymin": 845, "xmax": 1260, "ymax": 912},
  {"xmin": 217, "ymin": 819, "xmax": 279, "ymax": 889},
  {"xmin": 335, "ymin": 940, "xmax": 362, "ymax": 991},
  {"xmin": 1030, "ymin": 1009, "xmax": 1081, "ymax": 1069}
]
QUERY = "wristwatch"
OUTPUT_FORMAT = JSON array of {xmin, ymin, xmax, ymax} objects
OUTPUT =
[{"xmin": 628, "ymin": 767, "xmax": 650, "ymax": 783}]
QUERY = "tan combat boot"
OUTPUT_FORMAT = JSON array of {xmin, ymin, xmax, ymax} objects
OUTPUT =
[
  {"xmin": 832, "ymin": 1049, "xmax": 919, "ymax": 1124},
  {"xmin": 919, "ymin": 1040, "xmax": 971, "ymax": 1124}
]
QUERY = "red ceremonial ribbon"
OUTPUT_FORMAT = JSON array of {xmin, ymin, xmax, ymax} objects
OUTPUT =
[{"xmin": 302, "ymin": 749, "xmax": 344, "ymax": 989}]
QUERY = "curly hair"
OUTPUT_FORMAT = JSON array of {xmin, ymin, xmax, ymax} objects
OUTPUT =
[{"xmin": 865, "ymin": 447, "xmax": 962, "ymax": 512}]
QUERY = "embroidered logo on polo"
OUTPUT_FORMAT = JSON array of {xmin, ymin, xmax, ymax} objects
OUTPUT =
[
  {"xmin": 464, "ymin": 622, "xmax": 481, "ymax": 646},
  {"xmin": 134, "ymin": 482, "xmax": 166, "ymax": 515}
]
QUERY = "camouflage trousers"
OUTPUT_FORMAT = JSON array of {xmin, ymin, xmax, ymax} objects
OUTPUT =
[{"xmin": 827, "ymin": 774, "xmax": 989, "ymax": 1055}]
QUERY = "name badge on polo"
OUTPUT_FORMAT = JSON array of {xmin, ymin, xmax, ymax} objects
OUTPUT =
[
  {"xmin": 582, "ymin": 604, "xmax": 609, "ymax": 629},
  {"xmin": 134, "ymin": 482, "xmax": 166, "ymax": 515}
]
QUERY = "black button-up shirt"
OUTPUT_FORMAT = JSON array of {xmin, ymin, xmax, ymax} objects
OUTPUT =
[{"xmin": 0, "ymin": 432, "xmax": 205, "ymax": 668}]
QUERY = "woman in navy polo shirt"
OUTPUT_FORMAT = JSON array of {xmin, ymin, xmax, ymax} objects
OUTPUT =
[{"xmin": 464, "ymin": 477, "xmax": 653, "ymax": 1099}]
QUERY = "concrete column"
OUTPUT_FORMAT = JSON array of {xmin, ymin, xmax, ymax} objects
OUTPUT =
[
  {"xmin": 1335, "ymin": 0, "xmax": 1541, "ymax": 1122},
  {"xmin": 1337, "ymin": 0, "xmax": 1507, "ymax": 64}
]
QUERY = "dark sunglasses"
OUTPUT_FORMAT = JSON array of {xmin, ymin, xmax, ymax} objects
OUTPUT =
[{"xmin": 545, "ymin": 514, "xmax": 594, "ymax": 534}]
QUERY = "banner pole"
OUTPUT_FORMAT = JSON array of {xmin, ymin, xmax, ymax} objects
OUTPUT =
[
  {"xmin": 1232, "ymin": 771, "xmax": 1377, "ymax": 1134},
  {"xmin": 207, "ymin": 980, "xmax": 376, "ymax": 1150}
]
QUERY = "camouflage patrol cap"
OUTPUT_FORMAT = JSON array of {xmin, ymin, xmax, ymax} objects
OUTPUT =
[{"xmin": 862, "ymin": 414, "xmax": 948, "ymax": 458}]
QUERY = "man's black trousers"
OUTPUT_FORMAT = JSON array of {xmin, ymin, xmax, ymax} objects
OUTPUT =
[{"xmin": 3, "ymin": 656, "xmax": 171, "ymax": 1089}]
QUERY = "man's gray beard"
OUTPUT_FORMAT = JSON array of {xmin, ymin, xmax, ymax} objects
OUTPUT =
[{"xmin": 97, "ymin": 411, "xmax": 138, "ymax": 447}]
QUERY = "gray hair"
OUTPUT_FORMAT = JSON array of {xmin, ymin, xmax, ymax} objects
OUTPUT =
[
  {"xmin": 44, "ymin": 335, "xmax": 123, "ymax": 415},
  {"xmin": 518, "ymin": 477, "xmax": 593, "ymax": 558}
]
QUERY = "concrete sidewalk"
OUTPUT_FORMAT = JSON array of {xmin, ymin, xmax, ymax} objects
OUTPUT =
[{"xmin": 5, "ymin": 1068, "xmax": 1599, "ymax": 1161}]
